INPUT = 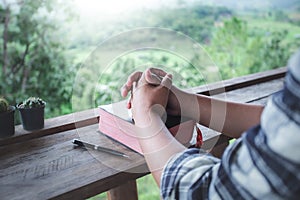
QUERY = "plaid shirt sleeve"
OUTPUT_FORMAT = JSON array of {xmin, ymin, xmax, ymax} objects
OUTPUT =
[{"xmin": 160, "ymin": 50, "xmax": 300, "ymax": 200}]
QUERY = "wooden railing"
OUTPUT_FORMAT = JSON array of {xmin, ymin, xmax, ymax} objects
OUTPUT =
[{"xmin": 0, "ymin": 67, "xmax": 286, "ymax": 200}]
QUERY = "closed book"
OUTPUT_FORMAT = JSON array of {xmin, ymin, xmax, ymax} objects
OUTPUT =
[{"xmin": 98, "ymin": 101, "xmax": 195, "ymax": 154}]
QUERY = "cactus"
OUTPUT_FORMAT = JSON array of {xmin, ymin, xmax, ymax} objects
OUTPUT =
[
  {"xmin": 18, "ymin": 97, "xmax": 46, "ymax": 109},
  {"xmin": 0, "ymin": 97, "xmax": 9, "ymax": 113}
]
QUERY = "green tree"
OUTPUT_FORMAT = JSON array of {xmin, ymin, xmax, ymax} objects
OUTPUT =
[
  {"xmin": 247, "ymin": 31, "xmax": 291, "ymax": 73},
  {"xmin": 208, "ymin": 17, "xmax": 249, "ymax": 79},
  {"xmin": 0, "ymin": 0, "xmax": 75, "ymax": 118},
  {"xmin": 208, "ymin": 17, "xmax": 292, "ymax": 79},
  {"xmin": 152, "ymin": 6, "xmax": 232, "ymax": 43}
]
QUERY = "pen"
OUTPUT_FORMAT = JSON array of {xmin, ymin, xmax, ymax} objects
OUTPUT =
[{"xmin": 72, "ymin": 139, "xmax": 129, "ymax": 158}]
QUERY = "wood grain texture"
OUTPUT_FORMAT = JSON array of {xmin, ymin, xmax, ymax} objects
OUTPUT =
[
  {"xmin": 0, "ymin": 124, "xmax": 148, "ymax": 200},
  {"xmin": 212, "ymin": 77, "xmax": 284, "ymax": 104}
]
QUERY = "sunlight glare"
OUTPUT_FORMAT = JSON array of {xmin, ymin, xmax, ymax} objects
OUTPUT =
[{"xmin": 74, "ymin": 0, "xmax": 161, "ymax": 14}]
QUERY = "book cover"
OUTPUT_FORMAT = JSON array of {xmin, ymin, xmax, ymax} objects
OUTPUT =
[{"xmin": 98, "ymin": 101, "xmax": 196, "ymax": 154}]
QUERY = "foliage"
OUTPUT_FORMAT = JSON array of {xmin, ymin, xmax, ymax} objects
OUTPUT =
[
  {"xmin": 67, "ymin": 6, "xmax": 232, "ymax": 49},
  {"xmin": 247, "ymin": 31, "xmax": 292, "ymax": 73},
  {"xmin": 137, "ymin": 175, "xmax": 160, "ymax": 199},
  {"xmin": 72, "ymin": 9, "xmax": 300, "ymax": 108},
  {"xmin": 88, "ymin": 15, "xmax": 298, "ymax": 107},
  {"xmin": 91, "ymin": 52, "xmax": 208, "ymax": 108},
  {"xmin": 66, "ymin": 1, "xmax": 298, "ymax": 108},
  {"xmin": 150, "ymin": 6, "xmax": 232, "ymax": 43},
  {"xmin": 208, "ymin": 17, "xmax": 248, "ymax": 79},
  {"xmin": 0, "ymin": 97, "xmax": 9, "ymax": 113},
  {"xmin": 17, "ymin": 97, "xmax": 45, "ymax": 109},
  {"xmin": 207, "ymin": 17, "xmax": 294, "ymax": 79},
  {"xmin": 0, "ymin": 0, "xmax": 76, "ymax": 118},
  {"xmin": 88, "ymin": 174, "xmax": 160, "ymax": 200}
]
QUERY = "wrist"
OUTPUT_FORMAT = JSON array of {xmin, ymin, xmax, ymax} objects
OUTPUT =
[
  {"xmin": 134, "ymin": 111, "xmax": 166, "ymax": 139},
  {"xmin": 172, "ymin": 87, "xmax": 199, "ymax": 120},
  {"xmin": 133, "ymin": 108, "xmax": 162, "ymax": 127}
]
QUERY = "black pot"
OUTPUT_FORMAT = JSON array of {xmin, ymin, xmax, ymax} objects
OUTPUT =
[
  {"xmin": 18, "ymin": 105, "xmax": 45, "ymax": 131},
  {"xmin": 0, "ymin": 106, "xmax": 15, "ymax": 138}
]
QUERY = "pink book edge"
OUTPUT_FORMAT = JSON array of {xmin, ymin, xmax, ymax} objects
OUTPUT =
[{"xmin": 98, "ymin": 104, "xmax": 195, "ymax": 155}]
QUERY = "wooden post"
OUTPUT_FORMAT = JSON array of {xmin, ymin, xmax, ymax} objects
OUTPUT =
[
  {"xmin": 210, "ymin": 135, "xmax": 231, "ymax": 158},
  {"xmin": 107, "ymin": 180, "xmax": 138, "ymax": 200}
]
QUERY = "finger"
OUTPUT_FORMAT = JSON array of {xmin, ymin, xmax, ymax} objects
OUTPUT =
[
  {"xmin": 148, "ymin": 68, "xmax": 167, "ymax": 78},
  {"xmin": 133, "ymin": 81, "xmax": 137, "ymax": 91},
  {"xmin": 121, "ymin": 71, "xmax": 142, "ymax": 97},
  {"xmin": 130, "ymin": 83, "xmax": 136, "ymax": 119},
  {"xmin": 127, "ymin": 71, "xmax": 142, "ymax": 86},
  {"xmin": 137, "ymin": 71, "xmax": 149, "ymax": 87},
  {"xmin": 161, "ymin": 73, "xmax": 173, "ymax": 89},
  {"xmin": 121, "ymin": 84, "xmax": 131, "ymax": 98},
  {"xmin": 145, "ymin": 68, "xmax": 168, "ymax": 85},
  {"xmin": 145, "ymin": 69, "xmax": 161, "ymax": 85}
]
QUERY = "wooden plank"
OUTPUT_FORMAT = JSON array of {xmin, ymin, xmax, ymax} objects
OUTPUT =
[
  {"xmin": 107, "ymin": 180, "xmax": 138, "ymax": 200},
  {"xmin": 212, "ymin": 77, "xmax": 284, "ymax": 104},
  {"xmin": 186, "ymin": 67, "xmax": 286, "ymax": 95},
  {"xmin": 0, "ymin": 124, "xmax": 148, "ymax": 200},
  {"xmin": 0, "ymin": 108, "xmax": 99, "ymax": 146},
  {"xmin": 53, "ymin": 171, "xmax": 146, "ymax": 200}
]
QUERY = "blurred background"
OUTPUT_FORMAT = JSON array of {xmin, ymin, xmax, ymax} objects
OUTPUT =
[{"xmin": 0, "ymin": 0, "xmax": 299, "ymax": 199}]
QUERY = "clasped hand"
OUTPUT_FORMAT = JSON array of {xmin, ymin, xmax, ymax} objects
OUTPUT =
[{"xmin": 121, "ymin": 68, "xmax": 173, "ymax": 127}]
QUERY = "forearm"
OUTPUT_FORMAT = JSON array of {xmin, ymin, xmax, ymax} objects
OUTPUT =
[
  {"xmin": 173, "ymin": 86, "xmax": 264, "ymax": 138},
  {"xmin": 221, "ymin": 100, "xmax": 263, "ymax": 137},
  {"xmin": 135, "ymin": 112, "xmax": 186, "ymax": 186},
  {"xmin": 196, "ymin": 94, "xmax": 264, "ymax": 138}
]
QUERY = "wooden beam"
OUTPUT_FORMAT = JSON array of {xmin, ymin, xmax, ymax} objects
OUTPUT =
[
  {"xmin": 186, "ymin": 67, "xmax": 286, "ymax": 95},
  {"xmin": 107, "ymin": 180, "xmax": 138, "ymax": 200},
  {"xmin": 0, "ymin": 108, "xmax": 99, "ymax": 146}
]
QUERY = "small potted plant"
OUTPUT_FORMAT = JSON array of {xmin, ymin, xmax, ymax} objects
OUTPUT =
[
  {"xmin": 0, "ymin": 97, "xmax": 15, "ymax": 137},
  {"xmin": 17, "ymin": 97, "xmax": 46, "ymax": 131}
]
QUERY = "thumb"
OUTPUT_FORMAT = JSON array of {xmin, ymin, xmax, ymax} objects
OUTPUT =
[{"xmin": 161, "ymin": 74, "xmax": 172, "ymax": 89}]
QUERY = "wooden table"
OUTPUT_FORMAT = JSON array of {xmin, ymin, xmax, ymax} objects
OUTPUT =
[{"xmin": 0, "ymin": 67, "xmax": 286, "ymax": 200}]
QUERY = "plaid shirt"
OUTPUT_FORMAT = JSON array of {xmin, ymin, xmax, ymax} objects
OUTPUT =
[{"xmin": 161, "ymin": 50, "xmax": 300, "ymax": 200}]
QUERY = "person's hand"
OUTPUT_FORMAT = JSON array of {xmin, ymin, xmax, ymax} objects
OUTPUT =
[
  {"xmin": 130, "ymin": 71, "xmax": 172, "ymax": 127},
  {"xmin": 121, "ymin": 68, "xmax": 165, "ymax": 107},
  {"xmin": 121, "ymin": 68, "xmax": 182, "ymax": 116}
]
